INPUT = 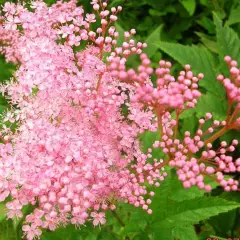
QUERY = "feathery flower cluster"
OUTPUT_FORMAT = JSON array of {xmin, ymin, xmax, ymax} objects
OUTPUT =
[
  {"xmin": 0, "ymin": 0, "xmax": 240, "ymax": 239},
  {"xmin": 0, "ymin": 1, "xmax": 164, "ymax": 239}
]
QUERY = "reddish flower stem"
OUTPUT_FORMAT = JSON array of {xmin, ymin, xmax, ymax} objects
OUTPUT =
[{"xmin": 204, "ymin": 126, "xmax": 228, "ymax": 145}]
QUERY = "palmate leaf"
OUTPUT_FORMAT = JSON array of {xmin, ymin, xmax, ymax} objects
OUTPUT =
[{"xmin": 154, "ymin": 41, "xmax": 225, "ymax": 98}]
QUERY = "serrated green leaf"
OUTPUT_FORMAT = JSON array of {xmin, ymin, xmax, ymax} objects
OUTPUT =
[
  {"xmin": 195, "ymin": 32, "xmax": 218, "ymax": 53},
  {"xmin": 209, "ymin": 209, "xmax": 237, "ymax": 237},
  {"xmin": 180, "ymin": 0, "xmax": 196, "ymax": 16},
  {"xmin": 171, "ymin": 225, "xmax": 198, "ymax": 240},
  {"xmin": 153, "ymin": 197, "xmax": 240, "ymax": 226},
  {"xmin": 226, "ymin": 4, "xmax": 240, "ymax": 26},
  {"xmin": 154, "ymin": 41, "xmax": 225, "ymax": 97},
  {"xmin": 150, "ymin": 220, "xmax": 198, "ymax": 240},
  {"xmin": 214, "ymin": 12, "xmax": 240, "ymax": 64},
  {"xmin": 195, "ymin": 92, "xmax": 228, "ymax": 120},
  {"xmin": 145, "ymin": 25, "xmax": 163, "ymax": 58},
  {"xmin": 196, "ymin": 17, "xmax": 216, "ymax": 34}
]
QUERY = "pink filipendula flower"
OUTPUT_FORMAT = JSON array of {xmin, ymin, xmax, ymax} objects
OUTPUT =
[
  {"xmin": 6, "ymin": 200, "xmax": 23, "ymax": 218},
  {"xmin": 22, "ymin": 225, "xmax": 42, "ymax": 240},
  {"xmin": 85, "ymin": 13, "xmax": 96, "ymax": 23},
  {"xmin": 0, "ymin": 0, "xmax": 240, "ymax": 239},
  {"xmin": 91, "ymin": 212, "xmax": 106, "ymax": 226}
]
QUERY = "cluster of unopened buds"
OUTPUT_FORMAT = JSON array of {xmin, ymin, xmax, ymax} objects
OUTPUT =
[
  {"xmin": 0, "ymin": 0, "xmax": 239, "ymax": 239},
  {"xmin": 152, "ymin": 112, "xmax": 240, "ymax": 192}
]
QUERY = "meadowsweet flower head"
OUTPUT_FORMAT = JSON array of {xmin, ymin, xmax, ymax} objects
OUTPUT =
[
  {"xmin": 0, "ymin": 1, "xmax": 240, "ymax": 239},
  {"xmin": 0, "ymin": 1, "xmax": 163, "ymax": 238}
]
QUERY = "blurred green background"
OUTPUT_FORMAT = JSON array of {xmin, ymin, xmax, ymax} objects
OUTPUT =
[{"xmin": 1, "ymin": 0, "xmax": 240, "ymax": 239}]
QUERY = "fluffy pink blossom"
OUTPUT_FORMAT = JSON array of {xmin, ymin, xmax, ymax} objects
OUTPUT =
[
  {"xmin": 91, "ymin": 212, "xmax": 106, "ymax": 226},
  {"xmin": 22, "ymin": 225, "xmax": 42, "ymax": 240},
  {"xmin": 0, "ymin": 0, "xmax": 240, "ymax": 239},
  {"xmin": 86, "ymin": 13, "xmax": 96, "ymax": 23},
  {"xmin": 0, "ymin": 1, "xmax": 162, "ymax": 238}
]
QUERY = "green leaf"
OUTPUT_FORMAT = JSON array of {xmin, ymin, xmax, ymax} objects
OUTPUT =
[
  {"xmin": 115, "ymin": 23, "xmax": 125, "ymax": 46},
  {"xmin": 41, "ymin": 224, "xmax": 88, "ymax": 240},
  {"xmin": 0, "ymin": 57, "xmax": 15, "ymax": 83},
  {"xmin": 109, "ymin": 0, "xmax": 125, "ymax": 8},
  {"xmin": 195, "ymin": 32, "xmax": 218, "ymax": 53},
  {"xmin": 214, "ymin": 12, "xmax": 240, "ymax": 64},
  {"xmin": 154, "ymin": 41, "xmax": 225, "ymax": 97},
  {"xmin": 179, "ymin": 108, "xmax": 196, "ymax": 119},
  {"xmin": 139, "ymin": 130, "xmax": 164, "ymax": 158},
  {"xmin": 0, "ymin": 204, "xmax": 5, "ymax": 222},
  {"xmin": 152, "ymin": 197, "xmax": 240, "ymax": 226},
  {"xmin": 180, "ymin": 0, "xmax": 196, "ymax": 16},
  {"xmin": 152, "ymin": 225, "xmax": 174, "ymax": 240},
  {"xmin": 208, "ymin": 210, "xmax": 237, "ymax": 237},
  {"xmin": 147, "ymin": 0, "xmax": 173, "ymax": 10},
  {"xmin": 145, "ymin": 25, "xmax": 163, "ymax": 58},
  {"xmin": 179, "ymin": 115, "xmax": 198, "ymax": 139},
  {"xmin": 0, "ymin": 220, "xmax": 17, "ymax": 240},
  {"xmin": 150, "ymin": 169, "xmax": 173, "ymax": 212},
  {"xmin": 170, "ymin": 171, "xmax": 204, "ymax": 202},
  {"xmin": 149, "ymin": 6, "xmax": 177, "ymax": 17},
  {"xmin": 226, "ymin": 4, "xmax": 240, "ymax": 26},
  {"xmin": 171, "ymin": 225, "xmax": 198, "ymax": 240},
  {"xmin": 195, "ymin": 92, "xmax": 228, "ymax": 120},
  {"xmin": 196, "ymin": 17, "xmax": 216, "ymax": 34}
]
